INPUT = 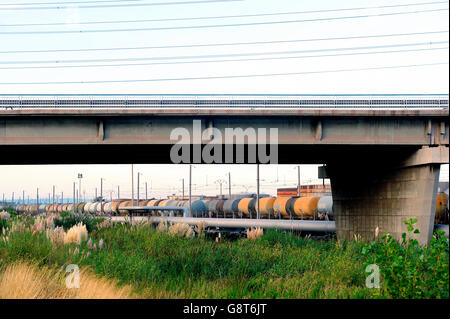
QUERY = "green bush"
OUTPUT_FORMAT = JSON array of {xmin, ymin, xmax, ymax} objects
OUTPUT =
[
  {"xmin": 362, "ymin": 218, "xmax": 449, "ymax": 298},
  {"xmin": 54, "ymin": 212, "xmax": 103, "ymax": 232}
]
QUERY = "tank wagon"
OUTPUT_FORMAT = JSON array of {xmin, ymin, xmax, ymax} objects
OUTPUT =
[{"xmin": 6, "ymin": 193, "xmax": 448, "ymax": 224}]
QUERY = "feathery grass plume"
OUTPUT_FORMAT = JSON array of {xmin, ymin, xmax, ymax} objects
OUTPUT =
[
  {"xmin": 98, "ymin": 239, "xmax": 104, "ymax": 250},
  {"xmin": 246, "ymin": 227, "xmax": 263, "ymax": 240},
  {"xmin": 168, "ymin": 223, "xmax": 192, "ymax": 238},
  {"xmin": 97, "ymin": 219, "xmax": 112, "ymax": 230},
  {"xmin": 64, "ymin": 222, "xmax": 88, "ymax": 245},
  {"xmin": 31, "ymin": 218, "xmax": 45, "ymax": 234},
  {"xmin": 132, "ymin": 220, "xmax": 150, "ymax": 231},
  {"xmin": 185, "ymin": 226, "xmax": 195, "ymax": 239},
  {"xmin": 156, "ymin": 220, "xmax": 168, "ymax": 232},
  {"xmin": 0, "ymin": 262, "xmax": 133, "ymax": 299},
  {"xmin": 353, "ymin": 233, "xmax": 362, "ymax": 242},
  {"xmin": 46, "ymin": 226, "xmax": 65, "ymax": 246},
  {"xmin": 45, "ymin": 215, "xmax": 55, "ymax": 229},
  {"xmin": 195, "ymin": 220, "xmax": 206, "ymax": 235},
  {"xmin": 375, "ymin": 226, "xmax": 380, "ymax": 239},
  {"xmin": 0, "ymin": 210, "xmax": 10, "ymax": 220}
]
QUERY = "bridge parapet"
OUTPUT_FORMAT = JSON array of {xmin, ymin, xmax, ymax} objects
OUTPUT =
[{"xmin": 0, "ymin": 94, "xmax": 448, "ymax": 110}]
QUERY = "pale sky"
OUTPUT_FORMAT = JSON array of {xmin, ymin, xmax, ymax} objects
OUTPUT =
[{"xmin": 0, "ymin": 0, "xmax": 448, "ymax": 201}]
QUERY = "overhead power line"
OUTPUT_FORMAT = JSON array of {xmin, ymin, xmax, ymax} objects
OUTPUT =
[
  {"xmin": 1, "ymin": 41, "xmax": 446, "ymax": 65},
  {"xmin": 0, "ymin": 62, "xmax": 446, "ymax": 85},
  {"xmin": 0, "ymin": 30, "xmax": 447, "ymax": 54},
  {"xmin": 0, "ymin": 0, "xmax": 145, "ymax": 6},
  {"xmin": 0, "ymin": 0, "xmax": 240, "ymax": 10},
  {"xmin": 1, "ymin": 1, "xmax": 447, "ymax": 25},
  {"xmin": 0, "ymin": 8, "xmax": 447, "ymax": 35},
  {"xmin": 1, "ymin": 46, "xmax": 446, "ymax": 70}
]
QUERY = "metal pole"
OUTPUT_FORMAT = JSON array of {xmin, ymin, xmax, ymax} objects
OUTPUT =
[
  {"xmin": 12, "ymin": 192, "xmax": 14, "ymax": 204},
  {"xmin": 76, "ymin": 190, "xmax": 78, "ymax": 204},
  {"xmin": 78, "ymin": 176, "xmax": 82, "ymax": 203},
  {"xmin": 2, "ymin": 193, "xmax": 4, "ymax": 205},
  {"xmin": 228, "ymin": 172, "xmax": 231, "ymax": 198},
  {"xmin": 182, "ymin": 178, "xmax": 184, "ymax": 200},
  {"xmin": 52, "ymin": 186, "xmax": 55, "ymax": 212},
  {"xmin": 73, "ymin": 182, "xmax": 75, "ymax": 211},
  {"xmin": 23, "ymin": 190, "xmax": 25, "ymax": 207},
  {"xmin": 189, "ymin": 165, "xmax": 192, "ymax": 217},
  {"xmin": 118, "ymin": 185, "xmax": 120, "ymax": 199},
  {"xmin": 137, "ymin": 173, "xmax": 140, "ymax": 204},
  {"xmin": 100, "ymin": 178, "xmax": 103, "ymax": 214},
  {"xmin": 95, "ymin": 188, "xmax": 97, "ymax": 200},
  {"xmin": 257, "ymin": 164, "xmax": 260, "ymax": 219},
  {"xmin": 37, "ymin": 188, "xmax": 39, "ymax": 209},
  {"xmin": 145, "ymin": 182, "xmax": 148, "ymax": 200},
  {"xmin": 131, "ymin": 164, "xmax": 134, "ymax": 206},
  {"xmin": 61, "ymin": 192, "xmax": 63, "ymax": 204},
  {"xmin": 297, "ymin": 166, "xmax": 301, "ymax": 197}
]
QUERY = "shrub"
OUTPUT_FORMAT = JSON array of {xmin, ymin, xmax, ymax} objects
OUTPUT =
[
  {"xmin": 54, "ymin": 213, "xmax": 102, "ymax": 233},
  {"xmin": 362, "ymin": 218, "xmax": 449, "ymax": 298}
]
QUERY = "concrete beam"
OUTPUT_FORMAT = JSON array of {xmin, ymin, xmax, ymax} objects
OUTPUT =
[
  {"xmin": 0, "ymin": 115, "xmax": 448, "ymax": 146},
  {"xmin": 399, "ymin": 145, "xmax": 449, "ymax": 168}
]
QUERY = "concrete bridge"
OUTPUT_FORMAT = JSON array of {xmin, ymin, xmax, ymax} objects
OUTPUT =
[{"xmin": 0, "ymin": 94, "xmax": 448, "ymax": 244}]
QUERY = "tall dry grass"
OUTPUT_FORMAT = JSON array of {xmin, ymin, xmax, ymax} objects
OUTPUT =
[
  {"xmin": 168, "ymin": 222, "xmax": 194, "ymax": 238},
  {"xmin": 246, "ymin": 227, "xmax": 263, "ymax": 240},
  {"xmin": 0, "ymin": 262, "xmax": 134, "ymax": 299}
]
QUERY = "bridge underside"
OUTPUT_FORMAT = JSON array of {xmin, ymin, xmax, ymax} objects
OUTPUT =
[
  {"xmin": 0, "ymin": 110, "xmax": 448, "ymax": 245},
  {"xmin": 0, "ymin": 144, "xmax": 425, "ymax": 165}
]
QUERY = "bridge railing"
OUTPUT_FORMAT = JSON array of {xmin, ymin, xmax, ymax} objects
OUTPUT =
[{"xmin": 0, "ymin": 94, "xmax": 448, "ymax": 109}]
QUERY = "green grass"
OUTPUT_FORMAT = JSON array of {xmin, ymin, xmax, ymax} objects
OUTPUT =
[{"xmin": 0, "ymin": 216, "xmax": 448, "ymax": 299}]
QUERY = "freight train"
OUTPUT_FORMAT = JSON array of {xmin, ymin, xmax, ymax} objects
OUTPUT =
[
  {"xmin": 3, "ymin": 195, "xmax": 334, "ymax": 220},
  {"xmin": 3, "ymin": 192, "xmax": 449, "ymax": 224}
]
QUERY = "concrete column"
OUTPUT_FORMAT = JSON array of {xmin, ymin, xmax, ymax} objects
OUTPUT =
[{"xmin": 327, "ymin": 146, "xmax": 448, "ymax": 245}]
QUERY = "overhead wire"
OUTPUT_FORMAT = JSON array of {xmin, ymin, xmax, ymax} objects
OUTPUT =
[
  {"xmin": 0, "ymin": 30, "xmax": 447, "ymax": 54},
  {"xmin": 1, "ymin": 41, "xmax": 447, "ymax": 65},
  {"xmin": 0, "ymin": 62, "xmax": 447, "ymax": 85},
  {"xmin": 1, "ymin": 1, "xmax": 446, "ymax": 24},
  {"xmin": 0, "ymin": 46, "xmax": 447, "ymax": 70},
  {"xmin": 0, "ymin": 0, "xmax": 241, "ymax": 10},
  {"xmin": 0, "ymin": 8, "xmax": 447, "ymax": 34}
]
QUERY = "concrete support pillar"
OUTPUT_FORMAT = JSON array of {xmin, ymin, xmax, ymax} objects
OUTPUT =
[{"xmin": 327, "ymin": 146, "xmax": 448, "ymax": 245}]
